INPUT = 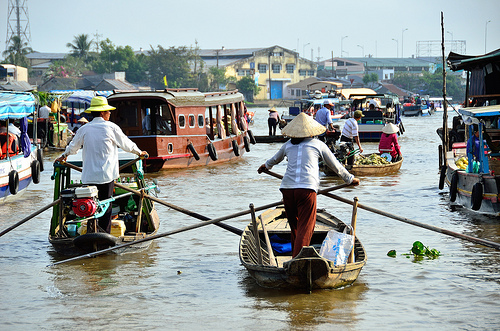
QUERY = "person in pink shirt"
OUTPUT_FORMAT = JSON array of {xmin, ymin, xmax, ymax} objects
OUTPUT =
[{"xmin": 379, "ymin": 123, "xmax": 402, "ymax": 162}]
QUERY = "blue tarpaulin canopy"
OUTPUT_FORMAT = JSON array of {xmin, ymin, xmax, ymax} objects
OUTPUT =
[{"xmin": 0, "ymin": 91, "xmax": 36, "ymax": 120}]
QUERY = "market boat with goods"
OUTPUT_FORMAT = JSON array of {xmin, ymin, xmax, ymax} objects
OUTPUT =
[
  {"xmin": 49, "ymin": 150, "xmax": 160, "ymax": 256},
  {"xmin": 402, "ymin": 95, "xmax": 432, "ymax": 117},
  {"xmin": 107, "ymin": 88, "xmax": 255, "ymax": 172},
  {"xmin": 0, "ymin": 91, "xmax": 43, "ymax": 201},
  {"xmin": 439, "ymin": 48, "xmax": 500, "ymax": 214},
  {"xmin": 321, "ymin": 149, "xmax": 403, "ymax": 176},
  {"xmin": 344, "ymin": 93, "xmax": 404, "ymax": 142},
  {"xmin": 239, "ymin": 207, "xmax": 366, "ymax": 291}
]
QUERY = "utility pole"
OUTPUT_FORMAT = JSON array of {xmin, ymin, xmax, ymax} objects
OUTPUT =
[
  {"xmin": 93, "ymin": 30, "xmax": 103, "ymax": 53},
  {"xmin": 5, "ymin": 0, "xmax": 31, "ymax": 51}
]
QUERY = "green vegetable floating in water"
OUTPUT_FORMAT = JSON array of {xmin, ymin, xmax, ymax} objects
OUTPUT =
[{"xmin": 387, "ymin": 241, "xmax": 441, "ymax": 260}]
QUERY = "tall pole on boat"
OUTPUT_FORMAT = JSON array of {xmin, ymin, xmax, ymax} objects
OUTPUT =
[{"xmin": 441, "ymin": 12, "xmax": 449, "ymax": 162}]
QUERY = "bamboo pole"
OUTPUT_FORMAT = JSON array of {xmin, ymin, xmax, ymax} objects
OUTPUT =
[{"xmin": 348, "ymin": 197, "xmax": 358, "ymax": 263}]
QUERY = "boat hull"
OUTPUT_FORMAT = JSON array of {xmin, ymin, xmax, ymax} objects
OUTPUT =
[
  {"xmin": 0, "ymin": 147, "xmax": 38, "ymax": 202},
  {"xmin": 239, "ymin": 208, "xmax": 366, "ymax": 290}
]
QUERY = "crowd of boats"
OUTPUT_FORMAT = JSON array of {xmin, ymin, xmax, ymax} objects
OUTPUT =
[{"xmin": 1, "ymin": 46, "xmax": 499, "ymax": 292}]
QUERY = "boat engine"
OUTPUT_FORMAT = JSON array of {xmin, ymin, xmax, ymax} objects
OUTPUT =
[
  {"xmin": 60, "ymin": 186, "xmax": 99, "ymax": 218},
  {"xmin": 334, "ymin": 142, "xmax": 355, "ymax": 161}
]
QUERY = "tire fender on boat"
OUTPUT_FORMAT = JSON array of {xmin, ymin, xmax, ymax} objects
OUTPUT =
[
  {"xmin": 471, "ymin": 183, "xmax": 483, "ymax": 211},
  {"xmin": 73, "ymin": 232, "xmax": 117, "ymax": 252},
  {"xmin": 187, "ymin": 143, "xmax": 200, "ymax": 160},
  {"xmin": 438, "ymin": 165, "xmax": 447, "ymax": 190},
  {"xmin": 37, "ymin": 148, "xmax": 44, "ymax": 172},
  {"xmin": 243, "ymin": 135, "xmax": 251, "ymax": 152},
  {"xmin": 231, "ymin": 140, "xmax": 240, "ymax": 156},
  {"xmin": 247, "ymin": 130, "xmax": 257, "ymax": 144},
  {"xmin": 31, "ymin": 160, "xmax": 41, "ymax": 184},
  {"xmin": 207, "ymin": 143, "xmax": 218, "ymax": 161},
  {"xmin": 8, "ymin": 170, "xmax": 19, "ymax": 195},
  {"xmin": 450, "ymin": 171, "xmax": 458, "ymax": 202}
]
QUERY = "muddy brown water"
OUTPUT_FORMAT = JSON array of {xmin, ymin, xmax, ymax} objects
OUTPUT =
[{"xmin": 1, "ymin": 109, "xmax": 499, "ymax": 330}]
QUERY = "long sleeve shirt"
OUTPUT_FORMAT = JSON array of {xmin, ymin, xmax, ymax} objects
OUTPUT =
[
  {"xmin": 265, "ymin": 138, "xmax": 354, "ymax": 192},
  {"xmin": 61, "ymin": 117, "xmax": 142, "ymax": 184},
  {"xmin": 378, "ymin": 133, "xmax": 401, "ymax": 156},
  {"xmin": 315, "ymin": 107, "xmax": 333, "ymax": 127}
]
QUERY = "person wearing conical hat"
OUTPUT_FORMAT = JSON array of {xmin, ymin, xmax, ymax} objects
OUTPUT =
[
  {"xmin": 258, "ymin": 113, "xmax": 360, "ymax": 257},
  {"xmin": 379, "ymin": 122, "xmax": 402, "ymax": 162},
  {"xmin": 268, "ymin": 107, "xmax": 280, "ymax": 136},
  {"xmin": 55, "ymin": 96, "xmax": 148, "ymax": 234}
]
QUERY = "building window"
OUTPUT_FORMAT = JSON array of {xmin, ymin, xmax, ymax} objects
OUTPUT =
[
  {"xmin": 258, "ymin": 64, "xmax": 267, "ymax": 73},
  {"xmin": 299, "ymin": 69, "xmax": 306, "ymax": 76},
  {"xmin": 307, "ymin": 70, "xmax": 314, "ymax": 76},
  {"xmin": 272, "ymin": 64, "xmax": 281, "ymax": 73},
  {"xmin": 302, "ymin": 90, "xmax": 308, "ymax": 96},
  {"xmin": 291, "ymin": 89, "xmax": 294, "ymax": 96},
  {"xmin": 271, "ymin": 52, "xmax": 283, "ymax": 57},
  {"xmin": 237, "ymin": 69, "xmax": 251, "ymax": 76},
  {"xmin": 286, "ymin": 64, "xmax": 295, "ymax": 73}
]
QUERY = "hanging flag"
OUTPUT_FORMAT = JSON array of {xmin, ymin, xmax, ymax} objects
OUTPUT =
[{"xmin": 163, "ymin": 75, "xmax": 168, "ymax": 87}]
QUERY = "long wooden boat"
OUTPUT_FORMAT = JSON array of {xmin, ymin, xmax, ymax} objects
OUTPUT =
[
  {"xmin": 0, "ymin": 91, "xmax": 43, "ymax": 202},
  {"xmin": 239, "ymin": 207, "xmax": 366, "ymax": 291},
  {"xmin": 107, "ymin": 89, "xmax": 255, "ymax": 172},
  {"xmin": 49, "ymin": 150, "xmax": 160, "ymax": 256}
]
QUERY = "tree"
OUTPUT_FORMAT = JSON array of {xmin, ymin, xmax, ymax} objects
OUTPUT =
[
  {"xmin": 46, "ymin": 56, "xmax": 88, "ymax": 79},
  {"xmin": 362, "ymin": 72, "xmax": 379, "ymax": 86},
  {"xmin": 2, "ymin": 35, "xmax": 32, "ymax": 67},
  {"xmin": 146, "ymin": 45, "xmax": 193, "ymax": 88},
  {"xmin": 209, "ymin": 66, "xmax": 228, "ymax": 91},
  {"xmin": 66, "ymin": 34, "xmax": 94, "ymax": 61},
  {"xmin": 236, "ymin": 76, "xmax": 260, "ymax": 102}
]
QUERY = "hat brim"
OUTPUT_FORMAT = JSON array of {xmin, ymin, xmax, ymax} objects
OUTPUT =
[
  {"xmin": 84, "ymin": 104, "xmax": 116, "ymax": 113},
  {"xmin": 382, "ymin": 124, "xmax": 399, "ymax": 134},
  {"xmin": 281, "ymin": 112, "xmax": 326, "ymax": 138}
]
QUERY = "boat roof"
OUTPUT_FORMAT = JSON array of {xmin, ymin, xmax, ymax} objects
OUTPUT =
[
  {"xmin": 448, "ymin": 48, "xmax": 500, "ymax": 71},
  {"xmin": 339, "ymin": 88, "xmax": 377, "ymax": 99},
  {"xmin": 108, "ymin": 89, "xmax": 244, "ymax": 107},
  {"xmin": 458, "ymin": 105, "xmax": 500, "ymax": 118},
  {"xmin": 0, "ymin": 91, "xmax": 36, "ymax": 120}
]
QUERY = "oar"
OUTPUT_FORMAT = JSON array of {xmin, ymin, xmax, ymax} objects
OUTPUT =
[
  {"xmin": 262, "ymin": 169, "xmax": 500, "ymax": 251},
  {"xmin": 0, "ymin": 199, "xmax": 61, "ymax": 237},
  {"xmin": 48, "ymin": 199, "xmax": 286, "ymax": 267},
  {"xmin": 348, "ymin": 197, "xmax": 358, "ymax": 263}
]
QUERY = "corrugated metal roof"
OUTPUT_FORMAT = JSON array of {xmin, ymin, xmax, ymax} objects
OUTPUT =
[
  {"xmin": 343, "ymin": 57, "xmax": 433, "ymax": 67},
  {"xmin": 26, "ymin": 52, "xmax": 67, "ymax": 60}
]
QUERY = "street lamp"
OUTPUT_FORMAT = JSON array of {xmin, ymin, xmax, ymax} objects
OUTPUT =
[
  {"xmin": 303, "ymin": 43, "xmax": 310, "ymax": 58},
  {"xmin": 447, "ymin": 30, "xmax": 453, "ymax": 41},
  {"xmin": 392, "ymin": 38, "xmax": 399, "ymax": 58},
  {"xmin": 341, "ymin": 36, "xmax": 348, "ymax": 57},
  {"xmin": 401, "ymin": 28, "xmax": 408, "ymax": 58},
  {"xmin": 357, "ymin": 44, "xmax": 364, "ymax": 57},
  {"xmin": 485, "ymin": 20, "xmax": 491, "ymax": 53}
]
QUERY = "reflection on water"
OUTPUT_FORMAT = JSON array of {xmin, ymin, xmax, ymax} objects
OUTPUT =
[{"xmin": 0, "ymin": 111, "xmax": 500, "ymax": 329}]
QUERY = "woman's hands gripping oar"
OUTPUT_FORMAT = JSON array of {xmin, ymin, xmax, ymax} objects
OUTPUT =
[{"xmin": 261, "ymin": 169, "xmax": 500, "ymax": 251}]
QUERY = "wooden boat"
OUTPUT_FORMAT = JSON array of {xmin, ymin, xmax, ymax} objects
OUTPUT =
[
  {"xmin": 107, "ymin": 89, "xmax": 255, "ymax": 172},
  {"xmin": 438, "ymin": 48, "xmax": 500, "ymax": 214},
  {"xmin": 348, "ymin": 155, "xmax": 403, "ymax": 176},
  {"xmin": 49, "ymin": 150, "xmax": 160, "ymax": 256},
  {"xmin": 0, "ymin": 91, "xmax": 43, "ymax": 202},
  {"xmin": 254, "ymin": 135, "xmax": 288, "ymax": 143},
  {"xmin": 345, "ymin": 93, "xmax": 404, "ymax": 142},
  {"xmin": 239, "ymin": 207, "xmax": 366, "ymax": 290}
]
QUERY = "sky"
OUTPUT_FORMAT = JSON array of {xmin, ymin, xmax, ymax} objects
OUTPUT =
[{"xmin": 1, "ymin": 0, "xmax": 499, "ymax": 60}]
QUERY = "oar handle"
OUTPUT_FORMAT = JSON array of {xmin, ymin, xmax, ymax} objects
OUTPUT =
[{"xmin": 262, "ymin": 169, "xmax": 353, "ymax": 192}]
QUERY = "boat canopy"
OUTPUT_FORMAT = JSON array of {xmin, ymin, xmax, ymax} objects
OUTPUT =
[
  {"xmin": 459, "ymin": 105, "xmax": 500, "ymax": 119},
  {"xmin": 339, "ymin": 88, "xmax": 377, "ymax": 100},
  {"xmin": 0, "ymin": 91, "xmax": 36, "ymax": 120},
  {"xmin": 448, "ymin": 48, "xmax": 500, "ymax": 71}
]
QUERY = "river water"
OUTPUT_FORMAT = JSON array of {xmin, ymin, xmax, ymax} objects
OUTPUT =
[{"xmin": 1, "ymin": 108, "xmax": 499, "ymax": 330}]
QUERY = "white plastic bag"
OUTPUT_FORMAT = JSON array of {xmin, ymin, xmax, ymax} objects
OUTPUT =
[{"xmin": 319, "ymin": 228, "xmax": 353, "ymax": 265}]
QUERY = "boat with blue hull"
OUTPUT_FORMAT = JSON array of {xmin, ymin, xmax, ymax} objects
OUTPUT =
[{"xmin": 0, "ymin": 91, "xmax": 43, "ymax": 202}]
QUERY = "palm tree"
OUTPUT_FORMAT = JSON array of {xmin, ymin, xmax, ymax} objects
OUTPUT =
[
  {"xmin": 2, "ymin": 35, "xmax": 32, "ymax": 67},
  {"xmin": 66, "ymin": 34, "xmax": 93, "ymax": 59}
]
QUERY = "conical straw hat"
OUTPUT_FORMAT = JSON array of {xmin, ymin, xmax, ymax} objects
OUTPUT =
[
  {"xmin": 281, "ymin": 112, "xmax": 326, "ymax": 138},
  {"xmin": 382, "ymin": 123, "xmax": 399, "ymax": 134}
]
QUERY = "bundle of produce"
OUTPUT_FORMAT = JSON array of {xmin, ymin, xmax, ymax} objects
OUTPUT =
[
  {"xmin": 455, "ymin": 157, "xmax": 468, "ymax": 170},
  {"xmin": 354, "ymin": 153, "xmax": 390, "ymax": 165}
]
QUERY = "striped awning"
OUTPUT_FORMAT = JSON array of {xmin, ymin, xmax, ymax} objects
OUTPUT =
[{"xmin": 0, "ymin": 91, "xmax": 36, "ymax": 120}]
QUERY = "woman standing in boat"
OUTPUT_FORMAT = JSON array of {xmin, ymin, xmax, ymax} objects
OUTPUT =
[
  {"xmin": 379, "ymin": 123, "xmax": 402, "ymax": 162},
  {"xmin": 55, "ymin": 96, "xmax": 148, "ymax": 233},
  {"xmin": 258, "ymin": 113, "xmax": 360, "ymax": 257},
  {"xmin": 268, "ymin": 107, "xmax": 280, "ymax": 136}
]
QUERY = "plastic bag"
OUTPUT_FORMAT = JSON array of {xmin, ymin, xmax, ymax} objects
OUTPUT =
[{"xmin": 319, "ymin": 228, "xmax": 353, "ymax": 265}]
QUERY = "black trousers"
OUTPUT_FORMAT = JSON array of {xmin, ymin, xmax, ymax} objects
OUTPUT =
[
  {"xmin": 87, "ymin": 181, "xmax": 114, "ymax": 233},
  {"xmin": 340, "ymin": 135, "xmax": 355, "ymax": 166},
  {"xmin": 268, "ymin": 118, "xmax": 278, "ymax": 136}
]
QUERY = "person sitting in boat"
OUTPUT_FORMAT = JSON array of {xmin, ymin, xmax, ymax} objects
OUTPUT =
[
  {"xmin": 379, "ymin": 123, "xmax": 402, "ymax": 162},
  {"xmin": 258, "ymin": 113, "xmax": 360, "ymax": 258},
  {"xmin": 315, "ymin": 100, "xmax": 335, "ymax": 142},
  {"xmin": 55, "ymin": 96, "xmax": 148, "ymax": 234},
  {"xmin": 142, "ymin": 108, "xmax": 171, "ymax": 135},
  {"xmin": 340, "ymin": 110, "xmax": 364, "ymax": 167},
  {"xmin": 268, "ymin": 107, "xmax": 280, "ymax": 136}
]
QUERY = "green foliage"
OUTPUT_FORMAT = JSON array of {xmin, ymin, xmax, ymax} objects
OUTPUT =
[
  {"xmin": 46, "ymin": 56, "xmax": 88, "ymax": 79},
  {"xmin": 236, "ymin": 76, "xmax": 260, "ymax": 101},
  {"xmin": 2, "ymin": 35, "xmax": 32, "ymax": 67},
  {"xmin": 393, "ymin": 71, "xmax": 465, "ymax": 101},
  {"xmin": 209, "ymin": 66, "xmax": 228, "ymax": 91},
  {"xmin": 66, "ymin": 34, "xmax": 94, "ymax": 61},
  {"xmin": 145, "ymin": 45, "xmax": 194, "ymax": 88},
  {"xmin": 362, "ymin": 73, "xmax": 379, "ymax": 85},
  {"xmin": 388, "ymin": 241, "xmax": 440, "ymax": 261}
]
